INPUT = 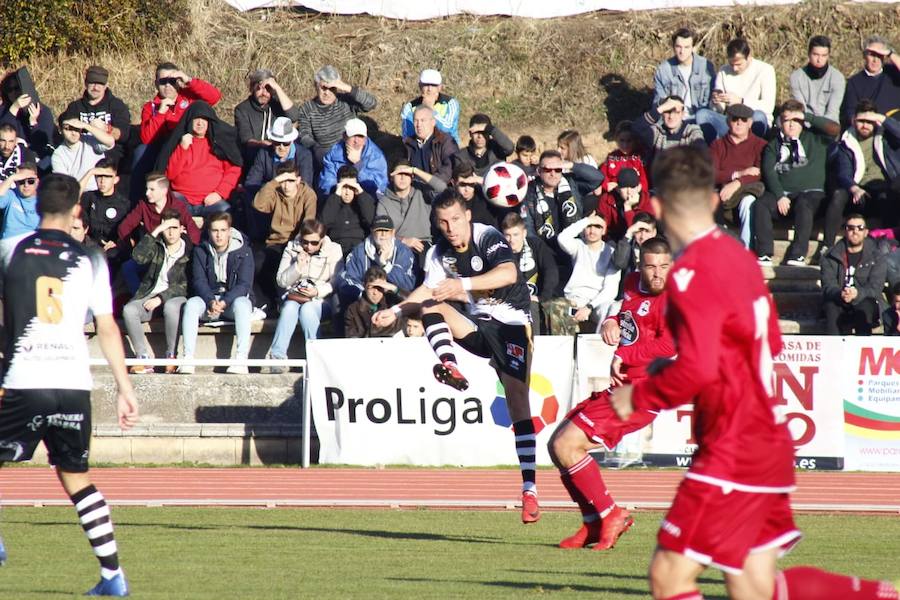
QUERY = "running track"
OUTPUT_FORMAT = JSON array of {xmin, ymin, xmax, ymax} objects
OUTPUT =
[{"xmin": 1, "ymin": 468, "xmax": 899, "ymax": 513}]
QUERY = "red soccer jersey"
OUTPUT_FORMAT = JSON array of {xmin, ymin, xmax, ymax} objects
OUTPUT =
[
  {"xmin": 607, "ymin": 271, "xmax": 674, "ymax": 382},
  {"xmin": 632, "ymin": 227, "xmax": 795, "ymax": 492}
]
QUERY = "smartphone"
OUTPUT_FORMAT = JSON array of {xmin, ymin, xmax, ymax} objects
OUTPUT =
[{"xmin": 568, "ymin": 307, "xmax": 579, "ymax": 317}]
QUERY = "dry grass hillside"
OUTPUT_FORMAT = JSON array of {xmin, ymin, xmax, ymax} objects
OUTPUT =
[{"xmin": 21, "ymin": 0, "xmax": 900, "ymax": 157}]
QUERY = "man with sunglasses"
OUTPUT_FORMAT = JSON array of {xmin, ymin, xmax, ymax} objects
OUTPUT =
[
  {"xmin": 821, "ymin": 214, "xmax": 888, "ymax": 335},
  {"xmin": 826, "ymin": 100, "xmax": 900, "ymax": 254},
  {"xmin": 133, "ymin": 62, "xmax": 221, "ymax": 201},
  {"xmin": 841, "ymin": 35, "xmax": 900, "ymax": 128},
  {"xmin": 0, "ymin": 164, "xmax": 40, "ymax": 247},
  {"xmin": 754, "ymin": 99, "xmax": 840, "ymax": 266},
  {"xmin": 297, "ymin": 65, "xmax": 377, "ymax": 165},
  {"xmin": 709, "ymin": 103, "xmax": 767, "ymax": 248}
]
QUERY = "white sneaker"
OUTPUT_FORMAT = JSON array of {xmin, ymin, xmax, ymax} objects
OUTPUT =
[
  {"xmin": 226, "ymin": 364, "xmax": 249, "ymax": 375},
  {"xmin": 785, "ymin": 256, "xmax": 807, "ymax": 267},
  {"xmin": 757, "ymin": 255, "xmax": 773, "ymax": 265},
  {"xmin": 176, "ymin": 361, "xmax": 195, "ymax": 374}
]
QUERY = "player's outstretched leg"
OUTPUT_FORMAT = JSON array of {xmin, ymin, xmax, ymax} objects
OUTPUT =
[
  {"xmin": 513, "ymin": 418, "xmax": 540, "ymax": 523},
  {"xmin": 774, "ymin": 567, "xmax": 899, "ymax": 600},
  {"xmin": 423, "ymin": 312, "xmax": 469, "ymax": 391},
  {"xmin": 68, "ymin": 484, "xmax": 129, "ymax": 597}
]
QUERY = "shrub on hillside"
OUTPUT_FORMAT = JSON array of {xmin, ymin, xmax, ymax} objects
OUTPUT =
[{"xmin": 0, "ymin": 0, "xmax": 189, "ymax": 66}]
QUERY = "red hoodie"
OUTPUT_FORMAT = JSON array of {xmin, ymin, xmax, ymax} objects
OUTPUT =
[
  {"xmin": 139, "ymin": 78, "xmax": 222, "ymax": 145},
  {"xmin": 165, "ymin": 137, "xmax": 241, "ymax": 206}
]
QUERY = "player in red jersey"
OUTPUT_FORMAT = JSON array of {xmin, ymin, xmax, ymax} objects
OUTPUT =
[
  {"xmin": 612, "ymin": 146, "xmax": 898, "ymax": 600},
  {"xmin": 548, "ymin": 236, "xmax": 674, "ymax": 551}
]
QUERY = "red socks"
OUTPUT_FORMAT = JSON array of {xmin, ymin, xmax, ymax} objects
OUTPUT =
[
  {"xmin": 563, "ymin": 455, "xmax": 615, "ymax": 518},
  {"xmin": 775, "ymin": 567, "xmax": 899, "ymax": 600},
  {"xmin": 659, "ymin": 592, "xmax": 704, "ymax": 600}
]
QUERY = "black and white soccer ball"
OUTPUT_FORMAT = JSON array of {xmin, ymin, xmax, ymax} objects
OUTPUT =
[{"xmin": 483, "ymin": 162, "xmax": 528, "ymax": 208}]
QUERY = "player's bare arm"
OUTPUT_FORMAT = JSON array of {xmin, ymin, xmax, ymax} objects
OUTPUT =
[
  {"xmin": 432, "ymin": 262, "xmax": 517, "ymax": 302},
  {"xmin": 94, "ymin": 314, "xmax": 139, "ymax": 430}
]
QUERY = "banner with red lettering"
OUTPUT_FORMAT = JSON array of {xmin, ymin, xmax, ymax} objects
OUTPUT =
[
  {"xmin": 844, "ymin": 338, "xmax": 900, "ymax": 471},
  {"xmin": 574, "ymin": 335, "xmax": 846, "ymax": 470}
]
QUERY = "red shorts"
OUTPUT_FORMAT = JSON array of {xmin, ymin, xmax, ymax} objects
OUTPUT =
[
  {"xmin": 565, "ymin": 390, "xmax": 657, "ymax": 450},
  {"xmin": 658, "ymin": 477, "xmax": 802, "ymax": 574}
]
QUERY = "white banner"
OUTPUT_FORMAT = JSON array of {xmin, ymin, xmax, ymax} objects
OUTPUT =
[
  {"xmin": 843, "ymin": 338, "xmax": 900, "ymax": 471},
  {"xmin": 225, "ymin": 0, "xmax": 892, "ymax": 18},
  {"xmin": 308, "ymin": 336, "xmax": 575, "ymax": 466},
  {"xmin": 574, "ymin": 334, "xmax": 847, "ymax": 470}
]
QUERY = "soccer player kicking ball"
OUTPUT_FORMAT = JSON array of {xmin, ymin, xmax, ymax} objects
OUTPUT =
[
  {"xmin": 548, "ymin": 237, "xmax": 674, "ymax": 550},
  {"xmin": 611, "ymin": 147, "xmax": 898, "ymax": 600},
  {"xmin": 373, "ymin": 191, "xmax": 540, "ymax": 523},
  {"xmin": 0, "ymin": 174, "xmax": 139, "ymax": 596}
]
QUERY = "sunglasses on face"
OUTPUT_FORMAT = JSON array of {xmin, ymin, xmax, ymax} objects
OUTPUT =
[
  {"xmin": 95, "ymin": 174, "xmax": 115, "ymax": 179},
  {"xmin": 783, "ymin": 118, "xmax": 805, "ymax": 125},
  {"xmin": 300, "ymin": 238, "xmax": 322, "ymax": 247},
  {"xmin": 729, "ymin": 116, "xmax": 751, "ymax": 123},
  {"xmin": 541, "ymin": 167, "xmax": 563, "ymax": 174},
  {"xmin": 19, "ymin": 178, "xmax": 37, "ymax": 186},
  {"xmin": 273, "ymin": 141, "xmax": 292, "ymax": 148},
  {"xmin": 844, "ymin": 224, "xmax": 867, "ymax": 232},
  {"xmin": 157, "ymin": 77, "xmax": 179, "ymax": 87}
]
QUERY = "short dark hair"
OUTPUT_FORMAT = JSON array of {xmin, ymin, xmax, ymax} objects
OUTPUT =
[
  {"xmin": 515, "ymin": 135, "xmax": 536, "ymax": 153},
  {"xmin": 18, "ymin": 161, "xmax": 38, "ymax": 173},
  {"xmin": 890, "ymin": 281, "xmax": 900, "ymax": 299},
  {"xmin": 538, "ymin": 149, "xmax": 562, "ymax": 164},
  {"xmin": 651, "ymin": 147, "xmax": 714, "ymax": 214},
  {"xmin": 275, "ymin": 162, "xmax": 298, "ymax": 177},
  {"xmin": 855, "ymin": 99, "xmax": 879, "ymax": 115},
  {"xmin": 614, "ymin": 120, "xmax": 634, "ymax": 137},
  {"xmin": 726, "ymin": 38, "xmax": 751, "ymax": 59},
  {"xmin": 337, "ymin": 165, "xmax": 358, "ymax": 181},
  {"xmin": 207, "ymin": 211, "xmax": 232, "ymax": 228},
  {"xmin": 94, "ymin": 158, "xmax": 118, "ymax": 173},
  {"xmin": 468, "ymin": 113, "xmax": 492, "ymax": 128},
  {"xmin": 155, "ymin": 62, "xmax": 179, "ymax": 79},
  {"xmin": 391, "ymin": 158, "xmax": 411, "ymax": 172},
  {"xmin": 808, "ymin": 35, "xmax": 832, "ymax": 52},
  {"xmin": 640, "ymin": 236, "xmax": 672, "ymax": 260},
  {"xmin": 671, "ymin": 28, "xmax": 695, "ymax": 46},
  {"xmin": 500, "ymin": 212, "xmax": 526, "ymax": 231},
  {"xmin": 160, "ymin": 207, "xmax": 181, "ymax": 222},
  {"xmin": 780, "ymin": 99, "xmax": 806, "ymax": 115},
  {"xmin": 146, "ymin": 171, "xmax": 169, "ymax": 187},
  {"xmin": 37, "ymin": 173, "xmax": 80, "ymax": 218},
  {"xmin": 632, "ymin": 211, "xmax": 657, "ymax": 227},
  {"xmin": 300, "ymin": 219, "xmax": 326, "ymax": 238},
  {"xmin": 845, "ymin": 213, "xmax": 866, "ymax": 226},
  {"xmin": 364, "ymin": 265, "xmax": 388, "ymax": 284},
  {"xmin": 0, "ymin": 123, "xmax": 16, "ymax": 136},
  {"xmin": 452, "ymin": 160, "xmax": 475, "ymax": 180},
  {"xmin": 432, "ymin": 190, "xmax": 468, "ymax": 213}
]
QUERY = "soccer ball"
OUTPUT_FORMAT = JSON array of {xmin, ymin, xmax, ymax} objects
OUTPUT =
[{"xmin": 483, "ymin": 162, "xmax": 528, "ymax": 208}]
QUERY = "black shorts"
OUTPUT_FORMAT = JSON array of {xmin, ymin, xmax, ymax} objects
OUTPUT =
[
  {"xmin": 0, "ymin": 388, "xmax": 92, "ymax": 473},
  {"xmin": 457, "ymin": 317, "xmax": 532, "ymax": 384}
]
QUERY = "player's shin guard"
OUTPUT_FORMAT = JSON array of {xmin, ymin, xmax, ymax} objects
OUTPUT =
[
  {"xmin": 773, "ymin": 567, "xmax": 899, "ymax": 600},
  {"xmin": 70, "ymin": 485, "xmax": 122, "ymax": 579},
  {"xmin": 512, "ymin": 419, "xmax": 537, "ymax": 496},
  {"xmin": 423, "ymin": 313, "xmax": 457, "ymax": 365},
  {"xmin": 559, "ymin": 469, "xmax": 599, "ymax": 523}
]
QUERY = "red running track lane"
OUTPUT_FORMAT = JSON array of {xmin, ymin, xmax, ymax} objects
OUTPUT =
[{"xmin": 1, "ymin": 468, "xmax": 899, "ymax": 512}]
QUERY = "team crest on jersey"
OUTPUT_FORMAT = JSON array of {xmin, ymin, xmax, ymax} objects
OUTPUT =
[
  {"xmin": 637, "ymin": 299, "xmax": 651, "ymax": 316},
  {"xmin": 619, "ymin": 311, "xmax": 638, "ymax": 346},
  {"xmin": 470, "ymin": 256, "xmax": 484, "ymax": 272},
  {"xmin": 673, "ymin": 268, "xmax": 695, "ymax": 292},
  {"xmin": 506, "ymin": 342, "xmax": 525, "ymax": 360}
]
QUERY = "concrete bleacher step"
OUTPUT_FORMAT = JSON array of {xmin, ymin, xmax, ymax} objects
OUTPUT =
[
  {"xmin": 84, "ymin": 372, "xmax": 310, "ymax": 465},
  {"xmin": 777, "ymin": 316, "xmax": 825, "ymax": 335},
  {"xmin": 772, "ymin": 291, "xmax": 823, "ymax": 315},
  {"xmin": 772, "ymin": 239, "xmax": 821, "ymax": 264}
]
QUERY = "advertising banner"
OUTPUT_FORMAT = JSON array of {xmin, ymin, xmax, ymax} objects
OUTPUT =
[{"xmin": 308, "ymin": 336, "xmax": 574, "ymax": 466}]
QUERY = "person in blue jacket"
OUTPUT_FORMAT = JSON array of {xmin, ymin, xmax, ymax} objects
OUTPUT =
[{"xmin": 318, "ymin": 118, "xmax": 387, "ymax": 197}]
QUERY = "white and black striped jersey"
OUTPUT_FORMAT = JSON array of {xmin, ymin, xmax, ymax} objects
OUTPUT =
[
  {"xmin": 2, "ymin": 229, "xmax": 112, "ymax": 391},
  {"xmin": 424, "ymin": 223, "xmax": 531, "ymax": 326}
]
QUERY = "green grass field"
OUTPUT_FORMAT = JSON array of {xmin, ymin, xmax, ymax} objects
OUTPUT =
[{"xmin": 1, "ymin": 508, "xmax": 897, "ymax": 599}]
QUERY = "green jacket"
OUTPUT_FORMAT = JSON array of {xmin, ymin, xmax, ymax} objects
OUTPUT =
[
  {"xmin": 131, "ymin": 232, "xmax": 193, "ymax": 302},
  {"xmin": 762, "ymin": 112, "xmax": 835, "ymax": 198}
]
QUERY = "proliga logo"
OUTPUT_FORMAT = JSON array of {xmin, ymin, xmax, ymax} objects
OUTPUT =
[{"xmin": 490, "ymin": 373, "xmax": 559, "ymax": 434}]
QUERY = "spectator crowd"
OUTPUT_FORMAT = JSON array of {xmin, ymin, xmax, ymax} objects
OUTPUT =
[{"xmin": 2, "ymin": 27, "xmax": 900, "ymax": 374}]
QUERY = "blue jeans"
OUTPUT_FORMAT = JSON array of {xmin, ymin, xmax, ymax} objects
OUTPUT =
[
  {"xmin": 268, "ymin": 298, "xmax": 331, "ymax": 358},
  {"xmin": 181, "ymin": 295, "xmax": 252, "ymax": 358},
  {"xmin": 695, "ymin": 108, "xmax": 769, "ymax": 142}
]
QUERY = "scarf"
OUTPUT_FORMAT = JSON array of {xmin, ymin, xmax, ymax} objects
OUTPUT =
[
  {"xmin": 0, "ymin": 145, "xmax": 24, "ymax": 181},
  {"xmin": 803, "ymin": 63, "xmax": 829, "ymax": 80}
]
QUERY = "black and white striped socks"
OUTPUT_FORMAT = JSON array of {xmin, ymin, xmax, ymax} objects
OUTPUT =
[
  {"xmin": 423, "ymin": 313, "xmax": 457, "ymax": 365},
  {"xmin": 70, "ymin": 485, "xmax": 121, "ymax": 580}
]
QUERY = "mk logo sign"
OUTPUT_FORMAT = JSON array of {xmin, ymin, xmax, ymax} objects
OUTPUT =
[{"xmin": 858, "ymin": 347, "xmax": 900, "ymax": 376}]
